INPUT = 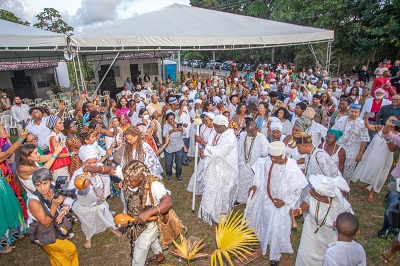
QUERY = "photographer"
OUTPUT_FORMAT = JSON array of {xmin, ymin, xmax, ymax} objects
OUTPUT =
[
  {"xmin": 27, "ymin": 168, "xmax": 79, "ymax": 265},
  {"xmin": 378, "ymin": 116, "xmax": 400, "ymax": 238},
  {"xmin": 163, "ymin": 112, "xmax": 185, "ymax": 182}
]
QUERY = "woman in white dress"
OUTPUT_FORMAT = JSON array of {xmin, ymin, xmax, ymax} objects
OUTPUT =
[
  {"xmin": 318, "ymin": 129, "xmax": 346, "ymax": 174},
  {"xmin": 254, "ymin": 102, "xmax": 269, "ymax": 136},
  {"xmin": 351, "ymin": 115, "xmax": 397, "ymax": 201},
  {"xmin": 65, "ymin": 145, "xmax": 122, "ymax": 249}
]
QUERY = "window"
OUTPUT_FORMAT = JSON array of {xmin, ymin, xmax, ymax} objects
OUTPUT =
[
  {"xmin": 36, "ymin": 73, "xmax": 55, "ymax": 88},
  {"xmin": 142, "ymin": 63, "xmax": 158, "ymax": 75}
]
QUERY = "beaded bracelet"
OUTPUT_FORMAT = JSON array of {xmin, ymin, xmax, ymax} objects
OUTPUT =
[
  {"xmin": 51, "ymin": 154, "xmax": 57, "ymax": 159},
  {"xmin": 17, "ymin": 138, "xmax": 24, "ymax": 143}
]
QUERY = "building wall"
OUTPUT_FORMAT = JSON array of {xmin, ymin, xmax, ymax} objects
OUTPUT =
[{"xmin": 93, "ymin": 58, "xmax": 162, "ymax": 88}]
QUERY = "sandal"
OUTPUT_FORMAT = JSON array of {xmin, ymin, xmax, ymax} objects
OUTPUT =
[
  {"xmin": 270, "ymin": 260, "xmax": 280, "ymax": 266},
  {"xmin": 145, "ymin": 253, "xmax": 165, "ymax": 265},
  {"xmin": 382, "ymin": 249, "xmax": 395, "ymax": 263},
  {"xmin": 1, "ymin": 246, "xmax": 15, "ymax": 254}
]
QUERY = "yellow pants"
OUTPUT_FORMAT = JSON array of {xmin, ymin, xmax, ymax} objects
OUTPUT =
[{"xmin": 42, "ymin": 238, "xmax": 79, "ymax": 266}]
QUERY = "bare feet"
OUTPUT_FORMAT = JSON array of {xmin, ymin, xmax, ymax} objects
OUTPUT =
[
  {"xmin": 84, "ymin": 239, "xmax": 91, "ymax": 249},
  {"xmin": 1, "ymin": 246, "xmax": 15, "ymax": 254},
  {"xmin": 109, "ymin": 227, "xmax": 122, "ymax": 237},
  {"xmin": 367, "ymin": 191, "xmax": 375, "ymax": 202}
]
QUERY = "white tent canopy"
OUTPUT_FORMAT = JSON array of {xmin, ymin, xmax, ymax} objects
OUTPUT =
[
  {"xmin": 69, "ymin": 3, "xmax": 334, "ymax": 53},
  {"xmin": 0, "ymin": 19, "xmax": 66, "ymax": 62}
]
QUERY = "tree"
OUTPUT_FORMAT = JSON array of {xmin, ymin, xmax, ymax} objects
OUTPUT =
[
  {"xmin": 0, "ymin": 9, "xmax": 30, "ymax": 26},
  {"xmin": 33, "ymin": 8, "xmax": 74, "ymax": 34}
]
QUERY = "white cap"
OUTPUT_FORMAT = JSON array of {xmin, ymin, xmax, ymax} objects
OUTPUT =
[
  {"xmin": 269, "ymin": 141, "xmax": 286, "ymax": 157},
  {"xmin": 261, "ymin": 91, "xmax": 269, "ymax": 96},
  {"xmin": 194, "ymin": 99, "xmax": 202, "ymax": 105},
  {"xmin": 268, "ymin": 117, "xmax": 280, "ymax": 123},
  {"xmin": 270, "ymin": 79, "xmax": 277, "ymax": 82},
  {"xmin": 213, "ymin": 114, "xmax": 229, "ymax": 127},
  {"xmin": 181, "ymin": 86, "xmax": 189, "ymax": 92}
]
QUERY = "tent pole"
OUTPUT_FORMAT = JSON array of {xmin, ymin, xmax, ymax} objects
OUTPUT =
[
  {"xmin": 76, "ymin": 53, "xmax": 86, "ymax": 92},
  {"xmin": 94, "ymin": 52, "xmax": 120, "ymax": 96},
  {"xmin": 326, "ymin": 41, "xmax": 332, "ymax": 74},
  {"xmin": 178, "ymin": 51, "xmax": 181, "ymax": 73},
  {"xmin": 72, "ymin": 55, "xmax": 80, "ymax": 92},
  {"xmin": 308, "ymin": 44, "xmax": 320, "ymax": 68}
]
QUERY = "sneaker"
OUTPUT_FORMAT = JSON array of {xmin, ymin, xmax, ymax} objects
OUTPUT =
[
  {"xmin": 378, "ymin": 227, "xmax": 390, "ymax": 238},
  {"xmin": 177, "ymin": 177, "xmax": 183, "ymax": 182},
  {"xmin": 167, "ymin": 177, "xmax": 172, "ymax": 182}
]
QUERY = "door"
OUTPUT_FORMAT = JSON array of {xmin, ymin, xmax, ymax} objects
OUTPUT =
[
  {"xmin": 11, "ymin": 71, "xmax": 35, "ymax": 99},
  {"xmin": 130, "ymin": 64, "xmax": 139, "ymax": 81},
  {"xmin": 98, "ymin": 65, "xmax": 117, "ymax": 97}
]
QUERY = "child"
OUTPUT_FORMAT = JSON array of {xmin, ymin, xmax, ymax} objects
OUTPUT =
[{"xmin": 323, "ymin": 212, "xmax": 366, "ymax": 266}]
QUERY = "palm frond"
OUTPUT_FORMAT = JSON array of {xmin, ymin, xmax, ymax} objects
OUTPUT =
[
  {"xmin": 172, "ymin": 234, "xmax": 209, "ymax": 265},
  {"xmin": 210, "ymin": 211, "xmax": 259, "ymax": 266}
]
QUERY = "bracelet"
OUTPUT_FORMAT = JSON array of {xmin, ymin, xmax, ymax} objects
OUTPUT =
[
  {"xmin": 69, "ymin": 152, "xmax": 73, "ymax": 157},
  {"xmin": 297, "ymin": 208, "xmax": 303, "ymax": 215},
  {"xmin": 105, "ymin": 155, "xmax": 109, "ymax": 159},
  {"xmin": 161, "ymin": 146, "xmax": 165, "ymax": 151},
  {"xmin": 18, "ymin": 138, "xmax": 24, "ymax": 143},
  {"xmin": 51, "ymin": 154, "xmax": 57, "ymax": 159},
  {"xmin": 156, "ymin": 205, "xmax": 161, "ymax": 216},
  {"xmin": 100, "ymin": 166, "xmax": 105, "ymax": 174}
]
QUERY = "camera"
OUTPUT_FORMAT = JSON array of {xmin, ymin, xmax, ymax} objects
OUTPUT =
[
  {"xmin": 392, "ymin": 119, "xmax": 400, "ymax": 127},
  {"xmin": 176, "ymin": 123, "xmax": 183, "ymax": 128},
  {"xmin": 54, "ymin": 176, "xmax": 76, "ymax": 199}
]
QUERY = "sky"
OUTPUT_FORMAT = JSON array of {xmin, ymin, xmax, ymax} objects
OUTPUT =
[{"xmin": 0, "ymin": 0, "xmax": 190, "ymax": 31}]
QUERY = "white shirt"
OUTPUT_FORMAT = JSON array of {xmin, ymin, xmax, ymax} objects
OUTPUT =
[
  {"xmin": 26, "ymin": 117, "xmax": 52, "ymax": 150},
  {"xmin": 10, "ymin": 104, "xmax": 30, "ymax": 123},
  {"xmin": 121, "ymin": 90, "xmax": 132, "ymax": 98},
  {"xmin": 323, "ymin": 241, "xmax": 366, "ymax": 266}
]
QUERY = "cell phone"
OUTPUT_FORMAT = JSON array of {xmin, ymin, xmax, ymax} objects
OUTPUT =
[
  {"xmin": 392, "ymin": 119, "xmax": 400, "ymax": 127},
  {"xmin": 365, "ymin": 112, "xmax": 375, "ymax": 118},
  {"xmin": 176, "ymin": 123, "xmax": 183, "ymax": 128},
  {"xmin": 21, "ymin": 120, "xmax": 25, "ymax": 129}
]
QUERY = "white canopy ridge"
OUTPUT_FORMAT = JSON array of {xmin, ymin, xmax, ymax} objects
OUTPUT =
[{"xmin": 69, "ymin": 3, "xmax": 334, "ymax": 53}]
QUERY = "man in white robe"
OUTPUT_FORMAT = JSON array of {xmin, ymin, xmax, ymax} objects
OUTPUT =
[
  {"xmin": 236, "ymin": 121, "xmax": 269, "ymax": 204},
  {"xmin": 247, "ymin": 141, "xmax": 308, "ymax": 265},
  {"xmin": 332, "ymin": 103, "xmax": 370, "ymax": 183},
  {"xmin": 195, "ymin": 115, "xmax": 238, "ymax": 224}
]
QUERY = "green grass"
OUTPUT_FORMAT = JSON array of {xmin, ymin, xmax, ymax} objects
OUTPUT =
[{"xmin": 1, "ymin": 154, "xmax": 400, "ymax": 265}]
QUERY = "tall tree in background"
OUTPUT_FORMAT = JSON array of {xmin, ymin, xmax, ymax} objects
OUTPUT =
[
  {"xmin": 33, "ymin": 8, "xmax": 74, "ymax": 34},
  {"xmin": 0, "ymin": 9, "xmax": 30, "ymax": 25}
]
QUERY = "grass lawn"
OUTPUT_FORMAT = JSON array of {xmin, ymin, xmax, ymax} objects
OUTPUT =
[{"xmin": 1, "ymin": 154, "xmax": 400, "ymax": 265}]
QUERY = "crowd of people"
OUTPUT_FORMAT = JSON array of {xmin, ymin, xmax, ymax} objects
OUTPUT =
[{"xmin": 1, "ymin": 59, "xmax": 400, "ymax": 265}]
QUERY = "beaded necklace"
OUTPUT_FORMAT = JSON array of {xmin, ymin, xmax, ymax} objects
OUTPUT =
[
  {"xmin": 244, "ymin": 133, "xmax": 257, "ymax": 163},
  {"xmin": 90, "ymin": 175, "xmax": 106, "ymax": 205},
  {"xmin": 266, "ymin": 158, "xmax": 287, "ymax": 202},
  {"xmin": 212, "ymin": 134, "xmax": 221, "ymax": 146},
  {"xmin": 313, "ymin": 197, "xmax": 332, "ymax": 234}
]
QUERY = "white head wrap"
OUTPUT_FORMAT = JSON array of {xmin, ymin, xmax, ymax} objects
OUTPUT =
[
  {"xmin": 268, "ymin": 117, "xmax": 280, "ymax": 123},
  {"xmin": 203, "ymin": 112, "xmax": 215, "ymax": 121},
  {"xmin": 146, "ymin": 105, "xmax": 156, "ymax": 117},
  {"xmin": 269, "ymin": 141, "xmax": 286, "ymax": 158},
  {"xmin": 270, "ymin": 122, "xmax": 283, "ymax": 132},
  {"xmin": 213, "ymin": 96, "xmax": 222, "ymax": 104},
  {"xmin": 194, "ymin": 99, "xmax": 202, "ymax": 105},
  {"xmin": 213, "ymin": 114, "xmax": 229, "ymax": 127},
  {"xmin": 78, "ymin": 144, "xmax": 100, "ymax": 162},
  {"xmin": 137, "ymin": 125, "xmax": 148, "ymax": 138}
]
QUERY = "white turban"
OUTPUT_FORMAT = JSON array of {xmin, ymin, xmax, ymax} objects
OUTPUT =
[
  {"xmin": 213, "ymin": 114, "xmax": 229, "ymax": 127},
  {"xmin": 270, "ymin": 122, "xmax": 283, "ymax": 132},
  {"xmin": 268, "ymin": 117, "xmax": 280, "ymax": 123},
  {"xmin": 194, "ymin": 99, "xmax": 202, "ymax": 105},
  {"xmin": 269, "ymin": 141, "xmax": 286, "ymax": 158},
  {"xmin": 213, "ymin": 96, "xmax": 222, "ymax": 104},
  {"xmin": 78, "ymin": 144, "xmax": 100, "ymax": 162}
]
